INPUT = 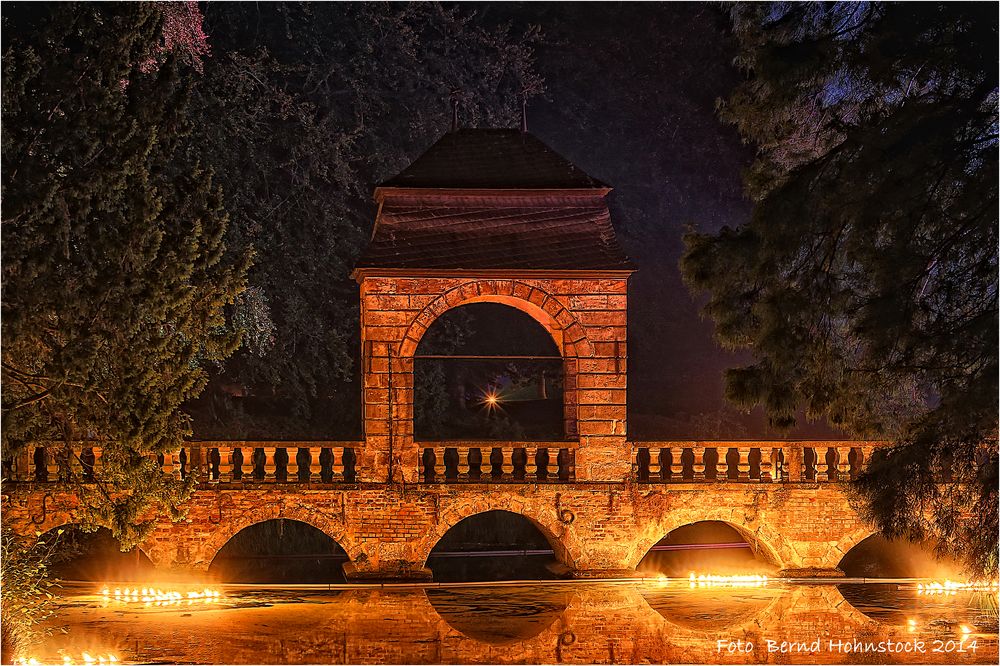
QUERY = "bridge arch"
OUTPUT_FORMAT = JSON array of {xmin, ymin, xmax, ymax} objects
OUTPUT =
[
  {"xmin": 200, "ymin": 503, "xmax": 360, "ymax": 571},
  {"xmin": 37, "ymin": 523, "xmax": 155, "ymax": 580},
  {"xmin": 399, "ymin": 280, "xmax": 594, "ymax": 359},
  {"xmin": 419, "ymin": 497, "xmax": 581, "ymax": 571},
  {"xmin": 629, "ymin": 513, "xmax": 790, "ymax": 571}
]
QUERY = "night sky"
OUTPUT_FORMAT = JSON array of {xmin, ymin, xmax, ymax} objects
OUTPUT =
[
  {"xmin": 478, "ymin": 4, "xmax": 836, "ymax": 438},
  {"xmin": 185, "ymin": 2, "xmax": 843, "ymax": 440}
]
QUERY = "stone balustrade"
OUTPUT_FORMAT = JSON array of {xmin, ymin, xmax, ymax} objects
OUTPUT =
[
  {"xmin": 634, "ymin": 441, "xmax": 886, "ymax": 483},
  {"xmin": 3, "ymin": 442, "xmax": 363, "ymax": 485},
  {"xmin": 4, "ymin": 440, "xmax": 893, "ymax": 486},
  {"xmin": 418, "ymin": 442, "xmax": 575, "ymax": 483}
]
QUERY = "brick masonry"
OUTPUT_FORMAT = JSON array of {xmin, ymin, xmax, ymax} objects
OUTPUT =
[
  {"xmin": 2, "ymin": 481, "xmax": 875, "ymax": 579},
  {"xmin": 2, "ymin": 248, "xmax": 880, "ymax": 581},
  {"xmin": 359, "ymin": 275, "xmax": 629, "ymax": 483}
]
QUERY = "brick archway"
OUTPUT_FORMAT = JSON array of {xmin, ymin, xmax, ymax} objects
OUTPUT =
[
  {"xmin": 398, "ymin": 280, "xmax": 594, "ymax": 359},
  {"xmin": 418, "ymin": 497, "xmax": 581, "ymax": 570},
  {"xmin": 200, "ymin": 504, "xmax": 360, "ymax": 571},
  {"xmin": 628, "ymin": 514, "xmax": 790, "ymax": 571}
]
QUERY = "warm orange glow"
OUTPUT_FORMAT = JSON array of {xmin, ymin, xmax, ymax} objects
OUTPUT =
[
  {"xmin": 688, "ymin": 572, "xmax": 768, "ymax": 587},
  {"xmin": 479, "ymin": 388, "xmax": 503, "ymax": 413},
  {"xmin": 101, "ymin": 585, "xmax": 222, "ymax": 606},
  {"xmin": 916, "ymin": 580, "xmax": 999, "ymax": 596},
  {"xmin": 13, "ymin": 654, "xmax": 118, "ymax": 666}
]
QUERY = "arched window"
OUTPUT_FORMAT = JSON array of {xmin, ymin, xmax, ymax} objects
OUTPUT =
[{"xmin": 414, "ymin": 303, "xmax": 564, "ymax": 441}]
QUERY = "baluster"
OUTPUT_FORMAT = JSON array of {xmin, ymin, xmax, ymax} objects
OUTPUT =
[
  {"xmin": 692, "ymin": 447, "xmax": 706, "ymax": 481},
  {"xmin": 836, "ymin": 447, "xmax": 851, "ymax": 482},
  {"xmin": 45, "ymin": 447, "xmax": 59, "ymax": 482},
  {"xmin": 232, "ymin": 446, "xmax": 245, "ymax": 482},
  {"xmin": 500, "ymin": 448, "xmax": 512, "ymax": 481},
  {"xmin": 263, "ymin": 447, "xmax": 277, "ymax": 482},
  {"xmin": 210, "ymin": 446, "xmax": 228, "ymax": 483},
  {"xmin": 488, "ymin": 448, "xmax": 502, "ymax": 480},
  {"xmin": 636, "ymin": 448, "xmax": 650, "ymax": 481},
  {"xmin": 737, "ymin": 447, "xmax": 751, "ymax": 481},
  {"xmin": 815, "ymin": 447, "xmax": 829, "ymax": 482},
  {"xmin": 332, "ymin": 448, "xmax": 345, "ymax": 482},
  {"xmin": 311, "ymin": 447, "xmax": 324, "ymax": 482},
  {"xmin": 670, "ymin": 447, "xmax": 683, "ymax": 482},
  {"xmin": 759, "ymin": 448, "xmax": 773, "ymax": 483},
  {"xmin": 456, "ymin": 447, "xmax": 470, "ymax": 482},
  {"xmin": 421, "ymin": 448, "xmax": 435, "ymax": 483},
  {"xmin": 648, "ymin": 448, "xmax": 662, "ymax": 481},
  {"xmin": 715, "ymin": 447, "xmax": 729, "ymax": 482}
]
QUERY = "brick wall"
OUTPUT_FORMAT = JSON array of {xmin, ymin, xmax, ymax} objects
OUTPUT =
[
  {"xmin": 359, "ymin": 275, "xmax": 629, "ymax": 483},
  {"xmin": 2, "ymin": 481, "xmax": 874, "ymax": 579}
]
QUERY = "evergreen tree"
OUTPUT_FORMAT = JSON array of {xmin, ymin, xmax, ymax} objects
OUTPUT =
[
  {"xmin": 1, "ymin": 3, "xmax": 248, "ymax": 548},
  {"xmin": 681, "ymin": 3, "xmax": 997, "ymax": 575}
]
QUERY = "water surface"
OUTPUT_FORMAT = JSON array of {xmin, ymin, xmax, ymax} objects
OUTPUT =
[{"xmin": 34, "ymin": 581, "xmax": 999, "ymax": 664}]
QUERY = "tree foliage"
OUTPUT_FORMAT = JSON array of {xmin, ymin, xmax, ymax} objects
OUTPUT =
[
  {"xmin": 0, "ymin": 528, "xmax": 63, "ymax": 657},
  {"xmin": 681, "ymin": 2, "xmax": 998, "ymax": 575},
  {"xmin": 184, "ymin": 2, "xmax": 542, "ymax": 437},
  {"xmin": 1, "ymin": 3, "xmax": 248, "ymax": 547}
]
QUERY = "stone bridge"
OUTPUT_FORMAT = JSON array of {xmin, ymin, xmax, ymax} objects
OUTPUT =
[
  {"xmin": 1, "ymin": 128, "xmax": 888, "ymax": 582},
  {"xmin": 1, "ymin": 439, "xmax": 882, "ymax": 580}
]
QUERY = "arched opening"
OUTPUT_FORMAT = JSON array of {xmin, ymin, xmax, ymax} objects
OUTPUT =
[
  {"xmin": 414, "ymin": 303, "xmax": 564, "ymax": 441},
  {"xmin": 427, "ymin": 510, "xmax": 563, "ymax": 582},
  {"xmin": 425, "ymin": 586, "xmax": 571, "ymax": 644},
  {"xmin": 837, "ymin": 534, "xmax": 965, "ymax": 579},
  {"xmin": 208, "ymin": 519, "xmax": 347, "ymax": 583},
  {"xmin": 636, "ymin": 521, "xmax": 778, "ymax": 577},
  {"xmin": 40, "ymin": 525, "xmax": 154, "ymax": 582}
]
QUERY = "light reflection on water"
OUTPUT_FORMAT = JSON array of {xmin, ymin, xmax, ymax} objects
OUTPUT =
[{"xmin": 37, "ymin": 581, "xmax": 998, "ymax": 664}]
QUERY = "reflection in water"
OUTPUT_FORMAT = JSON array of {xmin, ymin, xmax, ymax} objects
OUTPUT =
[
  {"xmin": 32, "ymin": 582, "xmax": 999, "ymax": 664},
  {"xmin": 840, "ymin": 583, "xmax": 1000, "ymax": 633},
  {"xmin": 642, "ymin": 586, "xmax": 780, "ymax": 631},
  {"xmin": 426, "ymin": 585, "xmax": 570, "ymax": 644}
]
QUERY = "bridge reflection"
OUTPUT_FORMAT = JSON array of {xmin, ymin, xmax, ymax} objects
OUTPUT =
[{"xmin": 37, "ymin": 582, "xmax": 998, "ymax": 664}]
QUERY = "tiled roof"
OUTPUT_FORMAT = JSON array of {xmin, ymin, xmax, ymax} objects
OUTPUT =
[
  {"xmin": 381, "ymin": 129, "xmax": 608, "ymax": 189},
  {"xmin": 355, "ymin": 192, "xmax": 633, "ymax": 271},
  {"xmin": 356, "ymin": 129, "xmax": 631, "ymax": 273}
]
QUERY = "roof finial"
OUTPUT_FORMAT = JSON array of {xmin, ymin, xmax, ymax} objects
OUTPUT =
[
  {"xmin": 450, "ymin": 88, "xmax": 462, "ymax": 132},
  {"xmin": 520, "ymin": 95, "xmax": 528, "ymax": 133}
]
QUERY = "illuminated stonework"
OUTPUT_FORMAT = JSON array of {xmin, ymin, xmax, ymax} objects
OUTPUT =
[{"xmin": 0, "ymin": 130, "xmax": 888, "ymax": 582}]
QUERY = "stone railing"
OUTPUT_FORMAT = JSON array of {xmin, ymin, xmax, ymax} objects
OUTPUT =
[
  {"xmin": 633, "ymin": 441, "xmax": 887, "ymax": 483},
  {"xmin": 418, "ymin": 442, "xmax": 576, "ymax": 483},
  {"xmin": 4, "ymin": 440, "xmax": 890, "ymax": 486},
  {"xmin": 3, "ymin": 442, "xmax": 363, "ymax": 485}
]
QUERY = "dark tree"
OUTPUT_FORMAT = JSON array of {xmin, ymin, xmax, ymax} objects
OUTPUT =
[
  {"xmin": 184, "ymin": 2, "xmax": 542, "ymax": 438},
  {"xmin": 1, "ymin": 3, "xmax": 248, "ymax": 547},
  {"xmin": 681, "ymin": 3, "xmax": 998, "ymax": 575}
]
